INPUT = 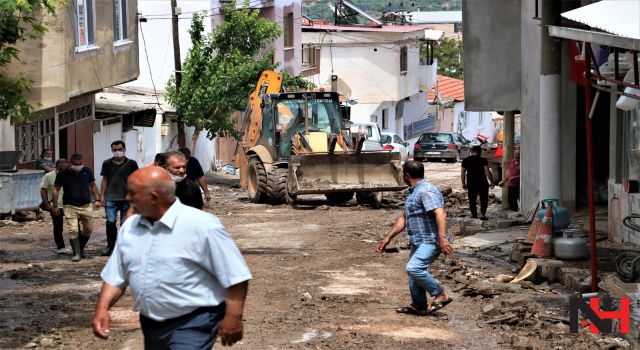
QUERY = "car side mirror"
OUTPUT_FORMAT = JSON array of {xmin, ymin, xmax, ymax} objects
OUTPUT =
[{"xmin": 403, "ymin": 142, "xmax": 409, "ymax": 147}]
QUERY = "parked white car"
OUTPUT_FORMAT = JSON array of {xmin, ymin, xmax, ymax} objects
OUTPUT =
[{"xmin": 381, "ymin": 132, "xmax": 409, "ymax": 162}]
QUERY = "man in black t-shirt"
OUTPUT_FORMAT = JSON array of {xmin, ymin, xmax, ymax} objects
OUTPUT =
[
  {"xmin": 52, "ymin": 154, "xmax": 102, "ymax": 262},
  {"xmin": 179, "ymin": 148, "xmax": 211, "ymax": 203},
  {"xmin": 100, "ymin": 141, "xmax": 139, "ymax": 256},
  {"xmin": 163, "ymin": 151, "xmax": 204, "ymax": 210},
  {"xmin": 461, "ymin": 146, "xmax": 494, "ymax": 220}
]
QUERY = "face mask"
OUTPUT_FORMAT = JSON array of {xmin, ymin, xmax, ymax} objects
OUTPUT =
[
  {"xmin": 171, "ymin": 174, "xmax": 186, "ymax": 183},
  {"xmin": 70, "ymin": 165, "xmax": 83, "ymax": 172},
  {"xmin": 113, "ymin": 151, "xmax": 124, "ymax": 158},
  {"xmin": 44, "ymin": 157, "xmax": 53, "ymax": 161}
]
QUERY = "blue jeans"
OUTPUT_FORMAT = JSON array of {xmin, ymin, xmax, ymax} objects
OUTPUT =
[
  {"xmin": 406, "ymin": 243, "xmax": 444, "ymax": 310},
  {"xmin": 140, "ymin": 305, "xmax": 225, "ymax": 350},
  {"xmin": 105, "ymin": 200, "xmax": 130, "ymax": 225},
  {"xmin": 105, "ymin": 200, "xmax": 130, "ymax": 250}
]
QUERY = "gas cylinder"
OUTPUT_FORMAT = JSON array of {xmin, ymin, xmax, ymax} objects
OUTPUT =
[{"xmin": 536, "ymin": 198, "xmax": 570, "ymax": 232}]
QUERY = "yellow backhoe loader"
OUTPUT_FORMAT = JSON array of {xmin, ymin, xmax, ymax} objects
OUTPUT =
[{"xmin": 234, "ymin": 71, "xmax": 406, "ymax": 207}]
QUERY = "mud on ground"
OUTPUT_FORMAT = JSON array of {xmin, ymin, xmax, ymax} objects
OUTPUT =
[{"xmin": 0, "ymin": 162, "xmax": 629, "ymax": 349}]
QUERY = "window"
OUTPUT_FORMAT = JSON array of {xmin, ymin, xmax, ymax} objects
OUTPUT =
[
  {"xmin": 284, "ymin": 13, "xmax": 294, "ymax": 48},
  {"xmin": 400, "ymin": 46, "xmax": 408, "ymax": 73},
  {"xmin": 16, "ymin": 114, "xmax": 55, "ymax": 163},
  {"xmin": 393, "ymin": 135, "xmax": 403, "ymax": 144},
  {"xmin": 302, "ymin": 45, "xmax": 317, "ymax": 70},
  {"xmin": 113, "ymin": 0, "xmax": 128, "ymax": 42},
  {"xmin": 75, "ymin": 0, "xmax": 95, "ymax": 49}
]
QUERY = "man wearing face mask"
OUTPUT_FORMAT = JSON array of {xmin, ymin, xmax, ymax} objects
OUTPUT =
[
  {"xmin": 162, "ymin": 151, "xmax": 204, "ymax": 210},
  {"xmin": 52, "ymin": 154, "xmax": 102, "ymax": 262},
  {"xmin": 36, "ymin": 148, "xmax": 55, "ymax": 173},
  {"xmin": 99, "ymin": 141, "xmax": 139, "ymax": 256}
]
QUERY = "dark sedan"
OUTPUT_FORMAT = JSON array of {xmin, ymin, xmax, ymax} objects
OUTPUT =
[{"xmin": 413, "ymin": 132, "xmax": 471, "ymax": 162}]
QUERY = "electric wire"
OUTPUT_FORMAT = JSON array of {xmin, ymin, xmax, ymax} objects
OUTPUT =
[{"xmin": 139, "ymin": 15, "xmax": 164, "ymax": 112}]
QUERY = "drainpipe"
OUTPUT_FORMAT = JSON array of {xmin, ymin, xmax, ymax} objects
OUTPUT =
[
  {"xmin": 539, "ymin": 0, "xmax": 562, "ymax": 201},
  {"xmin": 584, "ymin": 44, "xmax": 598, "ymax": 292}
]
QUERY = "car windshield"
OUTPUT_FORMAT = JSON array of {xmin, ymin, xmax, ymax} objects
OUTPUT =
[
  {"xmin": 381, "ymin": 134, "xmax": 392, "ymax": 143},
  {"xmin": 420, "ymin": 133, "xmax": 452, "ymax": 143},
  {"xmin": 276, "ymin": 98, "xmax": 342, "ymax": 136}
]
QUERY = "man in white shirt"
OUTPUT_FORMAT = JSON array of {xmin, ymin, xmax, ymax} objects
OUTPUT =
[{"xmin": 92, "ymin": 167, "xmax": 251, "ymax": 349}]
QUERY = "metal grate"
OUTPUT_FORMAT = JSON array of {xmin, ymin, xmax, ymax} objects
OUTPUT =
[{"xmin": 59, "ymin": 104, "xmax": 92, "ymax": 127}]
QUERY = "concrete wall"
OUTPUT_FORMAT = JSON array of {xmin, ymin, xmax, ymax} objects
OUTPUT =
[
  {"xmin": 5, "ymin": 0, "xmax": 139, "ymax": 110},
  {"xmin": 462, "ymin": 0, "xmax": 521, "ymax": 111},
  {"xmin": 0, "ymin": 119, "xmax": 15, "ymax": 152}
]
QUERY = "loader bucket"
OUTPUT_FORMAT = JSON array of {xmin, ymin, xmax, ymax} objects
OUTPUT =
[{"xmin": 288, "ymin": 152, "xmax": 407, "ymax": 195}]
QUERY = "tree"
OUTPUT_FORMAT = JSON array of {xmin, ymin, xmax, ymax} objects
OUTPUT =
[
  {"xmin": 431, "ymin": 37, "xmax": 463, "ymax": 80},
  {"xmin": 165, "ymin": 4, "xmax": 282, "ymax": 152},
  {"xmin": 0, "ymin": 1, "xmax": 57, "ymax": 123}
]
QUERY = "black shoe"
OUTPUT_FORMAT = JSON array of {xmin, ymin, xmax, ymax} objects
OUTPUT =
[{"xmin": 100, "ymin": 247, "xmax": 113, "ymax": 256}]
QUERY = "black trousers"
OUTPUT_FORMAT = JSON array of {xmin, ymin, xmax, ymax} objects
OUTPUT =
[
  {"xmin": 508, "ymin": 186, "xmax": 520, "ymax": 211},
  {"xmin": 140, "ymin": 304, "xmax": 226, "ymax": 350},
  {"xmin": 51, "ymin": 209, "xmax": 65, "ymax": 249},
  {"xmin": 468, "ymin": 185, "xmax": 489, "ymax": 218}
]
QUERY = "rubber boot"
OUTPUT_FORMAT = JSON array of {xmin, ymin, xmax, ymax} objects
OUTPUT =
[
  {"xmin": 101, "ymin": 222, "xmax": 117, "ymax": 256},
  {"xmin": 79, "ymin": 234, "xmax": 91, "ymax": 259},
  {"xmin": 70, "ymin": 238, "xmax": 82, "ymax": 262}
]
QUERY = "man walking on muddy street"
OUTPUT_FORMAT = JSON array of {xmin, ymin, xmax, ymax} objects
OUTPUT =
[
  {"xmin": 461, "ymin": 145, "xmax": 494, "ymax": 220},
  {"xmin": 99, "ymin": 140, "xmax": 139, "ymax": 256},
  {"xmin": 52, "ymin": 154, "xmax": 102, "ymax": 262},
  {"xmin": 40, "ymin": 158, "xmax": 69, "ymax": 254},
  {"xmin": 92, "ymin": 167, "xmax": 251, "ymax": 349},
  {"xmin": 376, "ymin": 160, "xmax": 453, "ymax": 316}
]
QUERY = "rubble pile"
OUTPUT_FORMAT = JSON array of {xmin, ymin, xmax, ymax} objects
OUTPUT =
[{"xmin": 433, "ymin": 258, "xmax": 631, "ymax": 349}]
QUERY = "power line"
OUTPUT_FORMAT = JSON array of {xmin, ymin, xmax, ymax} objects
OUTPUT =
[{"xmin": 139, "ymin": 15, "xmax": 164, "ymax": 112}]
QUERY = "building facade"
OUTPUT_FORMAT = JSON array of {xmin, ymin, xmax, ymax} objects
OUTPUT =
[{"xmin": 1, "ymin": 0, "xmax": 140, "ymax": 173}]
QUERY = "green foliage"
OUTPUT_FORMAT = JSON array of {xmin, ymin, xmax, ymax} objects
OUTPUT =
[
  {"xmin": 431, "ymin": 37, "xmax": 463, "ymax": 80},
  {"xmin": 165, "ymin": 4, "xmax": 282, "ymax": 139},
  {"xmin": 0, "ymin": 0, "xmax": 57, "ymax": 122},
  {"xmin": 281, "ymin": 70, "xmax": 316, "ymax": 91},
  {"xmin": 303, "ymin": 0, "xmax": 461, "ymax": 21}
]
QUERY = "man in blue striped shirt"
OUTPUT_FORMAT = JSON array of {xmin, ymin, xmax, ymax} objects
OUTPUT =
[{"xmin": 376, "ymin": 160, "xmax": 453, "ymax": 315}]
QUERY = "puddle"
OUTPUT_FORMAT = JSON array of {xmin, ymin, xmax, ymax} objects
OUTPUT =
[{"xmin": 291, "ymin": 329, "xmax": 333, "ymax": 343}]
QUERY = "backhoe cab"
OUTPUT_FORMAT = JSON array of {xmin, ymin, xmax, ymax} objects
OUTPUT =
[{"xmin": 235, "ymin": 71, "xmax": 405, "ymax": 207}]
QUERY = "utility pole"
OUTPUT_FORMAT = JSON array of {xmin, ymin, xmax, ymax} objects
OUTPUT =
[
  {"xmin": 502, "ymin": 111, "xmax": 515, "ymax": 210},
  {"xmin": 171, "ymin": 0, "xmax": 186, "ymax": 148}
]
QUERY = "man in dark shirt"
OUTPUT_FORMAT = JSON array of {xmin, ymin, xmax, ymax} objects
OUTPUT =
[
  {"xmin": 179, "ymin": 148, "xmax": 211, "ymax": 203},
  {"xmin": 461, "ymin": 145, "xmax": 494, "ymax": 220},
  {"xmin": 164, "ymin": 151, "xmax": 204, "ymax": 209},
  {"xmin": 100, "ymin": 141, "xmax": 139, "ymax": 256},
  {"xmin": 52, "ymin": 154, "xmax": 102, "ymax": 262}
]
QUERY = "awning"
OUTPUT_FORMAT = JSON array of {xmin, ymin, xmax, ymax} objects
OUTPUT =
[{"xmin": 561, "ymin": 0, "xmax": 640, "ymax": 40}]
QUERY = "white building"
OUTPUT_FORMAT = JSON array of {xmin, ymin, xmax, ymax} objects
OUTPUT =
[
  {"xmin": 95, "ymin": 0, "xmax": 303, "ymax": 177},
  {"xmin": 301, "ymin": 23, "xmax": 440, "ymax": 141}
]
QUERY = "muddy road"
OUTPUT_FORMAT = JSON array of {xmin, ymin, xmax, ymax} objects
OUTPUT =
[{"xmin": 0, "ymin": 163, "xmax": 623, "ymax": 349}]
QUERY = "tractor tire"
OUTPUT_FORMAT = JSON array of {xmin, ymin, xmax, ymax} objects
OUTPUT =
[
  {"xmin": 247, "ymin": 157, "xmax": 268, "ymax": 203},
  {"xmin": 267, "ymin": 167, "xmax": 296, "ymax": 205},
  {"xmin": 325, "ymin": 192, "xmax": 354, "ymax": 205},
  {"xmin": 356, "ymin": 192, "xmax": 383, "ymax": 209}
]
